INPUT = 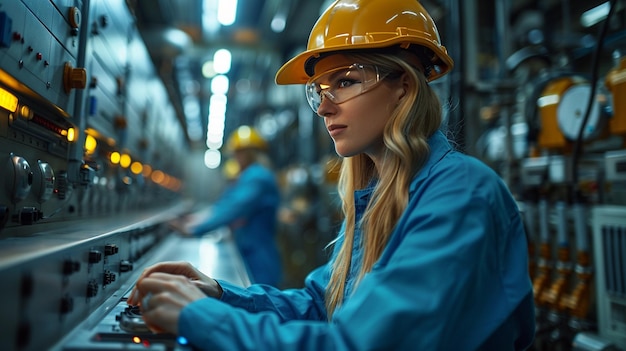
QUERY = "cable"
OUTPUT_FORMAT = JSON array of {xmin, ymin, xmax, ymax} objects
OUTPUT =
[{"xmin": 570, "ymin": 0, "xmax": 618, "ymax": 202}]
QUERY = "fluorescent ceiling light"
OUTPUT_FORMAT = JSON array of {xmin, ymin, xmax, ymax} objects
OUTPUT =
[
  {"xmin": 581, "ymin": 2, "xmax": 610, "ymax": 27},
  {"xmin": 217, "ymin": 0, "xmax": 238, "ymax": 26},
  {"xmin": 213, "ymin": 49, "xmax": 232, "ymax": 74}
]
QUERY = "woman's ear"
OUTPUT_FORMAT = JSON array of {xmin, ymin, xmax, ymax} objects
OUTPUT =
[{"xmin": 394, "ymin": 72, "xmax": 410, "ymax": 102}]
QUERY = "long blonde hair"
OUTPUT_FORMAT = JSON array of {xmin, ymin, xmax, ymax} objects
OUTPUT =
[{"xmin": 325, "ymin": 51, "xmax": 443, "ymax": 317}]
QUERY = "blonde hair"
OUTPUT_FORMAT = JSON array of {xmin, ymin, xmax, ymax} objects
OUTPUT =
[{"xmin": 325, "ymin": 52, "xmax": 443, "ymax": 317}]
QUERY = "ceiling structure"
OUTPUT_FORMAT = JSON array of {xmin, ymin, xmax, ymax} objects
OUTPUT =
[{"xmin": 126, "ymin": 0, "xmax": 330, "ymax": 148}]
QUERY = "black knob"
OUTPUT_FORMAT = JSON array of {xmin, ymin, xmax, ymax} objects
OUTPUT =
[
  {"xmin": 13, "ymin": 207, "xmax": 43, "ymax": 225},
  {"xmin": 119, "ymin": 260, "xmax": 133, "ymax": 272},
  {"xmin": 86, "ymin": 280, "xmax": 99, "ymax": 298},
  {"xmin": 60, "ymin": 295, "xmax": 74, "ymax": 314},
  {"xmin": 88, "ymin": 250, "xmax": 102, "ymax": 264},
  {"xmin": 103, "ymin": 270, "xmax": 116, "ymax": 285},
  {"xmin": 63, "ymin": 260, "xmax": 81, "ymax": 275},
  {"xmin": 104, "ymin": 244, "xmax": 119, "ymax": 256}
]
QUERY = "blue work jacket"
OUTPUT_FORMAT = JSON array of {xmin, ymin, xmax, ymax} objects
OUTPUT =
[
  {"xmin": 179, "ymin": 130, "xmax": 536, "ymax": 350},
  {"xmin": 191, "ymin": 162, "xmax": 282, "ymax": 286}
]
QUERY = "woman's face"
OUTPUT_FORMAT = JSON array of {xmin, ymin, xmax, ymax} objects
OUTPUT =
[{"xmin": 312, "ymin": 55, "xmax": 404, "ymax": 162}]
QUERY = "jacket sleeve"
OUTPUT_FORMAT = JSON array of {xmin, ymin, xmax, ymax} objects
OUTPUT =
[
  {"xmin": 178, "ymin": 156, "xmax": 534, "ymax": 350},
  {"xmin": 191, "ymin": 167, "xmax": 273, "ymax": 235},
  {"xmin": 216, "ymin": 264, "xmax": 329, "ymax": 321}
]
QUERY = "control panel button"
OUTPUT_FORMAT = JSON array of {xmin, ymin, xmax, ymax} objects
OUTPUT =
[
  {"xmin": 62, "ymin": 260, "xmax": 81, "ymax": 275},
  {"xmin": 88, "ymin": 250, "xmax": 102, "ymax": 264},
  {"xmin": 119, "ymin": 260, "xmax": 133, "ymax": 272},
  {"xmin": 60, "ymin": 295, "xmax": 74, "ymax": 314},
  {"xmin": 86, "ymin": 280, "xmax": 99, "ymax": 298},
  {"xmin": 13, "ymin": 207, "xmax": 43, "ymax": 225},
  {"xmin": 104, "ymin": 244, "xmax": 118, "ymax": 256}
]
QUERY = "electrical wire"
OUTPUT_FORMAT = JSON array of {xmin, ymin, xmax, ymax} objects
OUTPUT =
[{"xmin": 570, "ymin": 0, "xmax": 618, "ymax": 202}]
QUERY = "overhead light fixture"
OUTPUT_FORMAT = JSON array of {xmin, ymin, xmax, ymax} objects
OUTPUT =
[
  {"xmin": 202, "ymin": 60, "xmax": 216, "ymax": 78},
  {"xmin": 581, "ymin": 2, "xmax": 611, "ymax": 27},
  {"xmin": 213, "ymin": 49, "xmax": 232, "ymax": 74},
  {"xmin": 204, "ymin": 149, "xmax": 221, "ymax": 169},
  {"xmin": 203, "ymin": 0, "xmax": 220, "ymax": 36},
  {"xmin": 211, "ymin": 75, "xmax": 229, "ymax": 95},
  {"xmin": 217, "ymin": 0, "xmax": 237, "ymax": 26},
  {"xmin": 271, "ymin": 13, "xmax": 286, "ymax": 33}
]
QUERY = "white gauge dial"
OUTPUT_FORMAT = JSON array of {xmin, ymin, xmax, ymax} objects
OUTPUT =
[{"xmin": 557, "ymin": 84, "xmax": 602, "ymax": 141}]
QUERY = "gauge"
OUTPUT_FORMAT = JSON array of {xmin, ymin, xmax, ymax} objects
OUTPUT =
[
  {"xmin": 557, "ymin": 83, "xmax": 604, "ymax": 141},
  {"xmin": 33, "ymin": 161, "xmax": 55, "ymax": 203}
]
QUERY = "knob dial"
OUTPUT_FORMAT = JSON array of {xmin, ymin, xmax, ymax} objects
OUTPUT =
[
  {"xmin": 63, "ymin": 62, "xmax": 87, "ymax": 93},
  {"xmin": 33, "ymin": 160, "xmax": 55, "ymax": 203},
  {"xmin": 68, "ymin": 7, "xmax": 81, "ymax": 29},
  {"xmin": 5, "ymin": 154, "xmax": 32, "ymax": 203}
]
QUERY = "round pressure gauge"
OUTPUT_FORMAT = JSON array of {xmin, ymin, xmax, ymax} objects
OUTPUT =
[{"xmin": 557, "ymin": 83, "xmax": 604, "ymax": 141}]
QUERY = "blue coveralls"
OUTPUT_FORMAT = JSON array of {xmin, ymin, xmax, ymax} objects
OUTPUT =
[
  {"xmin": 180, "ymin": 130, "xmax": 536, "ymax": 350},
  {"xmin": 191, "ymin": 162, "xmax": 282, "ymax": 287}
]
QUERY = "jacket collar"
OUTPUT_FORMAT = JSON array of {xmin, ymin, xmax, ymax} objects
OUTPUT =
[{"xmin": 408, "ymin": 130, "xmax": 453, "ymax": 193}]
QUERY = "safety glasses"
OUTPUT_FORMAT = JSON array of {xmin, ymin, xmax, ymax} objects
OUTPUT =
[{"xmin": 305, "ymin": 63, "xmax": 390, "ymax": 113}]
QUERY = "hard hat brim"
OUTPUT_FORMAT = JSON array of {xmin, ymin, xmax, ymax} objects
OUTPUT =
[{"xmin": 275, "ymin": 38, "xmax": 454, "ymax": 85}]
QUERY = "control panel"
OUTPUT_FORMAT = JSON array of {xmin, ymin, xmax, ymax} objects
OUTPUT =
[
  {"xmin": 0, "ymin": 1, "xmax": 191, "ymax": 350},
  {"xmin": 0, "ymin": 212, "xmax": 181, "ymax": 351}
]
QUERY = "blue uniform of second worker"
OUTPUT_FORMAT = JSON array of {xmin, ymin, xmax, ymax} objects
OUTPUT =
[
  {"xmin": 178, "ymin": 130, "xmax": 536, "ymax": 350},
  {"xmin": 191, "ymin": 162, "xmax": 282, "ymax": 287}
]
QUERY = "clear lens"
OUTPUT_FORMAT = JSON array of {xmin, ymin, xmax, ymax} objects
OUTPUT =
[{"xmin": 305, "ymin": 64, "xmax": 383, "ymax": 113}]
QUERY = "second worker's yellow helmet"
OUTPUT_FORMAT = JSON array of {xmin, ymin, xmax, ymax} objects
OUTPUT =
[{"xmin": 226, "ymin": 125, "xmax": 268, "ymax": 152}]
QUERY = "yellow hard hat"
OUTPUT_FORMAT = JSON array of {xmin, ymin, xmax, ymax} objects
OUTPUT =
[
  {"xmin": 275, "ymin": 0, "xmax": 454, "ymax": 85},
  {"xmin": 226, "ymin": 125, "xmax": 268, "ymax": 152}
]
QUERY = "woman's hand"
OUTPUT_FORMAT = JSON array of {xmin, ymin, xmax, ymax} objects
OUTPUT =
[
  {"xmin": 134, "ymin": 272, "xmax": 207, "ymax": 334},
  {"xmin": 127, "ymin": 261, "xmax": 223, "ymax": 306}
]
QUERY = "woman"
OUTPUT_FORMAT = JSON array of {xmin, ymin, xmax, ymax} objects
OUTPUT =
[{"xmin": 128, "ymin": 0, "xmax": 536, "ymax": 349}]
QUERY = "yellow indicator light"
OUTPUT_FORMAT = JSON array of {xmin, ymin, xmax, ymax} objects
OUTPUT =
[
  {"xmin": 142, "ymin": 164, "xmax": 153, "ymax": 177},
  {"xmin": 84, "ymin": 134, "xmax": 97, "ymax": 155},
  {"xmin": 19, "ymin": 105, "xmax": 33, "ymax": 120},
  {"xmin": 151, "ymin": 170, "xmax": 165, "ymax": 183},
  {"xmin": 0, "ymin": 86, "xmax": 18, "ymax": 112},
  {"xmin": 120, "ymin": 154, "xmax": 131, "ymax": 168},
  {"xmin": 162, "ymin": 174, "xmax": 171, "ymax": 187},
  {"xmin": 110, "ymin": 151, "xmax": 121, "ymax": 164},
  {"xmin": 132, "ymin": 336, "xmax": 141, "ymax": 344},
  {"xmin": 130, "ymin": 161, "xmax": 143, "ymax": 175},
  {"xmin": 66, "ymin": 128, "xmax": 76, "ymax": 142}
]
